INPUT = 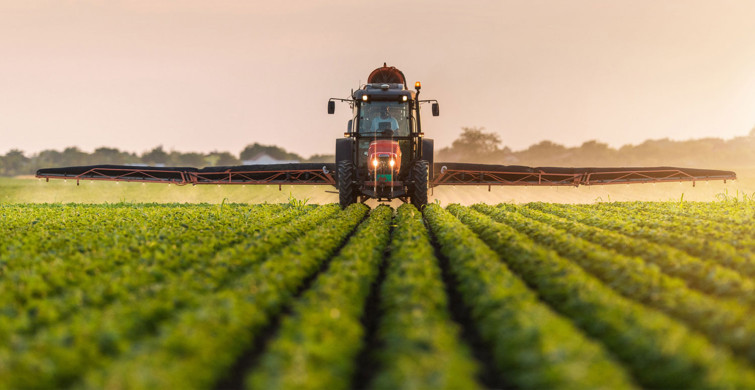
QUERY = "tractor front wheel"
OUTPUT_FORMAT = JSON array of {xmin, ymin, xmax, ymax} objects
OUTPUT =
[
  {"xmin": 337, "ymin": 160, "xmax": 357, "ymax": 209},
  {"xmin": 410, "ymin": 160, "xmax": 429, "ymax": 208}
]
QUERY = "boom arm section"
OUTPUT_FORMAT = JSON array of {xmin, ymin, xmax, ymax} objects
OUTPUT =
[
  {"xmin": 431, "ymin": 163, "xmax": 736, "ymax": 187},
  {"xmin": 36, "ymin": 164, "xmax": 337, "ymax": 186},
  {"xmin": 36, "ymin": 162, "xmax": 736, "ymax": 189}
]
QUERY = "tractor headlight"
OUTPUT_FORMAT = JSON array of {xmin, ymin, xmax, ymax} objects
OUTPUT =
[
  {"xmin": 372, "ymin": 159, "xmax": 379, "ymax": 167},
  {"xmin": 389, "ymin": 159, "xmax": 395, "ymax": 167}
]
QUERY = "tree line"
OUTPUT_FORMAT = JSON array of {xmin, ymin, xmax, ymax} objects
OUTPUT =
[
  {"xmin": 437, "ymin": 127, "xmax": 755, "ymax": 170},
  {"xmin": 0, "ymin": 143, "xmax": 333, "ymax": 177},
  {"xmin": 2, "ymin": 128, "xmax": 753, "ymax": 176}
]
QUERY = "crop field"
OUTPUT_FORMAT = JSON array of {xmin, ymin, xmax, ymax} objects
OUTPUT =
[{"xmin": 2, "ymin": 200, "xmax": 755, "ymax": 389}]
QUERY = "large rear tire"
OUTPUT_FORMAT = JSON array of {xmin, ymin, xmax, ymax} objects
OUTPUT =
[
  {"xmin": 410, "ymin": 160, "xmax": 429, "ymax": 208},
  {"xmin": 337, "ymin": 160, "xmax": 357, "ymax": 209}
]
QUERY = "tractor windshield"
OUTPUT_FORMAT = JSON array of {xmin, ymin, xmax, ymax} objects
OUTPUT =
[{"xmin": 358, "ymin": 102, "xmax": 410, "ymax": 136}]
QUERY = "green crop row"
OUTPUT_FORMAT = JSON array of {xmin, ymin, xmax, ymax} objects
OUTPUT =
[
  {"xmin": 581, "ymin": 201, "xmax": 755, "ymax": 259},
  {"xmin": 0, "ymin": 203, "xmax": 321, "ymax": 327},
  {"xmin": 423, "ymin": 204, "xmax": 637, "ymax": 390},
  {"xmin": 0, "ymin": 203, "xmax": 289, "ymax": 304},
  {"xmin": 0, "ymin": 203, "xmax": 307, "ymax": 339},
  {"xmin": 449, "ymin": 204, "xmax": 755, "ymax": 389},
  {"xmin": 80, "ymin": 203, "xmax": 369, "ymax": 390},
  {"xmin": 475, "ymin": 203, "xmax": 755, "ymax": 363},
  {"xmin": 596, "ymin": 200, "xmax": 755, "ymax": 227},
  {"xmin": 520, "ymin": 202, "xmax": 755, "ymax": 304},
  {"xmin": 0, "ymin": 203, "xmax": 285, "ymax": 264},
  {"xmin": 547, "ymin": 203, "xmax": 755, "ymax": 278},
  {"xmin": 0, "ymin": 203, "xmax": 294, "ymax": 342},
  {"xmin": 247, "ymin": 205, "xmax": 393, "ymax": 390},
  {"xmin": 0, "ymin": 203, "xmax": 343, "ymax": 389},
  {"xmin": 368, "ymin": 204, "xmax": 480, "ymax": 390},
  {"xmin": 594, "ymin": 202, "xmax": 755, "ymax": 251}
]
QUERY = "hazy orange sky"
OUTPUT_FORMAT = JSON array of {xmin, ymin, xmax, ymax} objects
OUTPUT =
[{"xmin": 2, "ymin": 0, "xmax": 754, "ymax": 158}]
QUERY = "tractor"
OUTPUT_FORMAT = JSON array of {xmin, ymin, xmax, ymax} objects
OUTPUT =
[{"xmin": 328, "ymin": 64, "xmax": 439, "ymax": 208}]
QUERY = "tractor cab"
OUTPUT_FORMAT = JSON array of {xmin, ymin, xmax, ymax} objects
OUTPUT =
[
  {"xmin": 359, "ymin": 101, "xmax": 409, "ymax": 136},
  {"xmin": 353, "ymin": 94, "xmax": 414, "ymax": 181}
]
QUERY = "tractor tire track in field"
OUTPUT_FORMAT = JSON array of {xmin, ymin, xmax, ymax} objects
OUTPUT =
[{"xmin": 350, "ymin": 223, "xmax": 391, "ymax": 389}]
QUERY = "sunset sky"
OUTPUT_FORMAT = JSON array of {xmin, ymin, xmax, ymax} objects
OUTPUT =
[{"xmin": 2, "ymin": 0, "xmax": 754, "ymax": 158}]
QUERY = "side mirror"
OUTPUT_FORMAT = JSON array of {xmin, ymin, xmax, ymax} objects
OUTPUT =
[
  {"xmin": 328, "ymin": 101, "xmax": 335, "ymax": 114},
  {"xmin": 347, "ymin": 119, "xmax": 353, "ymax": 133},
  {"xmin": 432, "ymin": 103, "xmax": 440, "ymax": 117}
]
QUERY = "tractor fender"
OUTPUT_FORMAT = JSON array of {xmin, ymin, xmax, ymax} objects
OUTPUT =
[{"xmin": 335, "ymin": 138, "xmax": 355, "ymax": 167}]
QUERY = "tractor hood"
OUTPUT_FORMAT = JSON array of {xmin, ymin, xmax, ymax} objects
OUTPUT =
[{"xmin": 368, "ymin": 140, "xmax": 402, "ymax": 173}]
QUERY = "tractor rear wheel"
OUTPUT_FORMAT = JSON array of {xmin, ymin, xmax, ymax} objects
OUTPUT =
[
  {"xmin": 410, "ymin": 160, "xmax": 429, "ymax": 208},
  {"xmin": 337, "ymin": 160, "xmax": 357, "ymax": 209}
]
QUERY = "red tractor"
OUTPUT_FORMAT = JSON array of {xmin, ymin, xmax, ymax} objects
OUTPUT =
[{"xmin": 328, "ymin": 64, "xmax": 439, "ymax": 208}]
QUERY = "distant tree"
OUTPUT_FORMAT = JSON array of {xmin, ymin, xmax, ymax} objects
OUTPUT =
[
  {"xmin": 451, "ymin": 127, "xmax": 501, "ymax": 156},
  {"xmin": 142, "ymin": 146, "xmax": 169, "ymax": 166},
  {"xmin": 240, "ymin": 143, "xmax": 303, "ymax": 162},
  {"xmin": 60, "ymin": 147, "xmax": 88, "ymax": 167},
  {"xmin": 524, "ymin": 140, "xmax": 567, "ymax": 155},
  {"xmin": 580, "ymin": 140, "xmax": 609, "ymax": 149},
  {"xmin": 628, "ymin": 138, "xmax": 674, "ymax": 165},
  {"xmin": 517, "ymin": 140, "xmax": 570, "ymax": 165},
  {"xmin": 92, "ymin": 147, "xmax": 137, "ymax": 165},
  {"xmin": 578, "ymin": 140, "xmax": 616, "ymax": 164},
  {"xmin": 33, "ymin": 149, "xmax": 63, "ymax": 170},
  {"xmin": 205, "ymin": 151, "xmax": 240, "ymax": 166},
  {"xmin": 169, "ymin": 151, "xmax": 205, "ymax": 167},
  {"xmin": 1, "ymin": 149, "xmax": 29, "ymax": 176},
  {"xmin": 750, "ymin": 126, "xmax": 755, "ymax": 137}
]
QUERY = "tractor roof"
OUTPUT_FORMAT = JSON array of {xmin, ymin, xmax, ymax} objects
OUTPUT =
[{"xmin": 353, "ymin": 83, "xmax": 416, "ymax": 102}]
